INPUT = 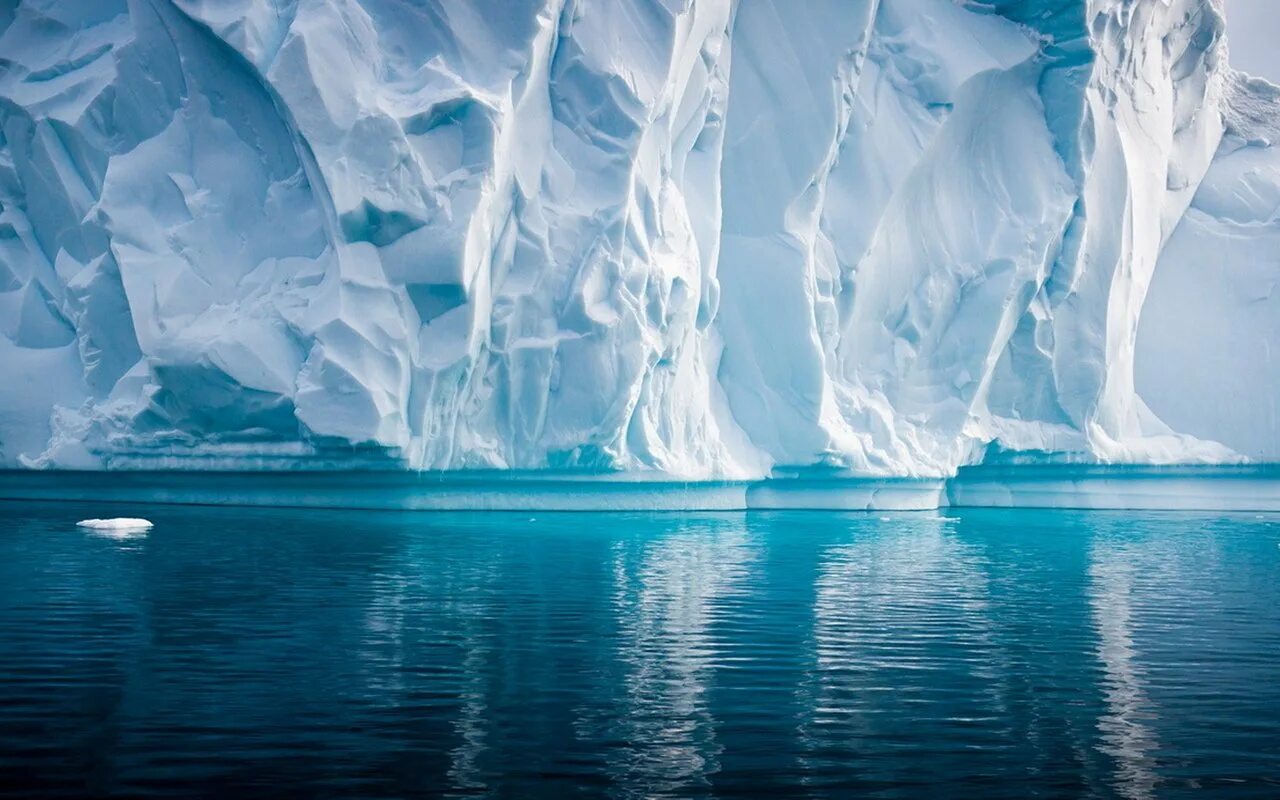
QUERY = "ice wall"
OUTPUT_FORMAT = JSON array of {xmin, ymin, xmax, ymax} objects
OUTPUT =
[
  {"xmin": 1136, "ymin": 74, "xmax": 1280, "ymax": 461},
  {"xmin": 0, "ymin": 0, "xmax": 1274, "ymax": 478}
]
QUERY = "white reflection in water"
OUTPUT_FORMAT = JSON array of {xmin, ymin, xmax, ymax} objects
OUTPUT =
[
  {"xmin": 83, "ymin": 526, "xmax": 151, "ymax": 556},
  {"xmin": 606, "ymin": 524, "xmax": 757, "ymax": 796},
  {"xmin": 359, "ymin": 537, "xmax": 503, "ymax": 794},
  {"xmin": 448, "ymin": 622, "xmax": 491, "ymax": 794},
  {"xmin": 1088, "ymin": 543, "xmax": 1159, "ymax": 800},
  {"xmin": 800, "ymin": 519, "xmax": 1001, "ymax": 761},
  {"xmin": 84, "ymin": 526, "xmax": 150, "ymax": 546},
  {"xmin": 439, "ymin": 551, "xmax": 504, "ymax": 795},
  {"xmin": 360, "ymin": 572, "xmax": 411, "ymax": 696}
]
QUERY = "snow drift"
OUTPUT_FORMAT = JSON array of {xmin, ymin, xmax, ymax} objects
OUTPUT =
[{"xmin": 0, "ymin": 0, "xmax": 1275, "ymax": 480}]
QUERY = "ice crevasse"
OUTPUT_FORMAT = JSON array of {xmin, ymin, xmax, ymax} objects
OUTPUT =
[{"xmin": 0, "ymin": 0, "xmax": 1276, "ymax": 480}]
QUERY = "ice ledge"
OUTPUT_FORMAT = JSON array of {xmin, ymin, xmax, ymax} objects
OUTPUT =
[
  {"xmin": 1, "ymin": 466, "xmax": 1278, "ymax": 512},
  {"xmin": 946, "ymin": 464, "xmax": 1280, "ymax": 511}
]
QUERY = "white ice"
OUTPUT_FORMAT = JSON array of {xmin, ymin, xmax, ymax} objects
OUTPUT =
[
  {"xmin": 76, "ymin": 518, "xmax": 154, "ymax": 530},
  {"xmin": 0, "ymin": 0, "xmax": 1274, "ymax": 482}
]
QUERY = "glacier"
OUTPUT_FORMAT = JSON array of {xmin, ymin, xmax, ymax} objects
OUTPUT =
[{"xmin": 0, "ymin": 0, "xmax": 1277, "ymax": 487}]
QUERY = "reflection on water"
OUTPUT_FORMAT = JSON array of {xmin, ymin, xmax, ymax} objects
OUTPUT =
[
  {"xmin": 1089, "ymin": 541, "xmax": 1159, "ymax": 800},
  {"xmin": 83, "ymin": 527, "xmax": 150, "ymax": 548},
  {"xmin": 607, "ymin": 523, "xmax": 757, "ymax": 794},
  {"xmin": 801, "ymin": 517, "xmax": 1013, "ymax": 792},
  {"xmin": 0, "ymin": 503, "xmax": 1277, "ymax": 797}
]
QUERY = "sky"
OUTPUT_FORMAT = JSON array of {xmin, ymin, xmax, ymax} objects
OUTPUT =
[{"xmin": 1224, "ymin": 0, "xmax": 1280, "ymax": 83}]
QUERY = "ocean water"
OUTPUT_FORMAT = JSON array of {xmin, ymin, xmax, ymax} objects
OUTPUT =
[{"xmin": 0, "ymin": 501, "xmax": 1277, "ymax": 798}]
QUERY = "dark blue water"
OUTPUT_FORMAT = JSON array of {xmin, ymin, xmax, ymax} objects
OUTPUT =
[{"xmin": 0, "ymin": 501, "xmax": 1278, "ymax": 798}]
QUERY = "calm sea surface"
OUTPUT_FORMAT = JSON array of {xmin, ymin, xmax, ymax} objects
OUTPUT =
[{"xmin": 0, "ymin": 501, "xmax": 1277, "ymax": 798}]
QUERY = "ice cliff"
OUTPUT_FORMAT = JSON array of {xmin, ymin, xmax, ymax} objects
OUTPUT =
[{"xmin": 0, "ymin": 0, "xmax": 1276, "ymax": 478}]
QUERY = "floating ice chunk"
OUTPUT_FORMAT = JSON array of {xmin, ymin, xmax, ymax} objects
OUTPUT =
[{"xmin": 76, "ymin": 518, "xmax": 153, "ymax": 531}]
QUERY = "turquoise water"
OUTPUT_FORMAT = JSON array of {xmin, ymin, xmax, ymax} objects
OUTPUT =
[{"xmin": 1, "ymin": 502, "xmax": 1278, "ymax": 798}]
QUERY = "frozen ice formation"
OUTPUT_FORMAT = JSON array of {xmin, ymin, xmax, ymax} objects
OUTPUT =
[
  {"xmin": 0, "ymin": 0, "xmax": 1276, "ymax": 480},
  {"xmin": 76, "ymin": 517, "xmax": 153, "ymax": 530}
]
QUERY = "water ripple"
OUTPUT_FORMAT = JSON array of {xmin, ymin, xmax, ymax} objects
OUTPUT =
[{"xmin": 0, "ymin": 503, "xmax": 1277, "ymax": 797}]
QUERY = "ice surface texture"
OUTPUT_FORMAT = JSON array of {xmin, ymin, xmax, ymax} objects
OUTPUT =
[
  {"xmin": 0, "ymin": 0, "xmax": 1275, "ymax": 479},
  {"xmin": 75, "ymin": 517, "xmax": 153, "ymax": 530}
]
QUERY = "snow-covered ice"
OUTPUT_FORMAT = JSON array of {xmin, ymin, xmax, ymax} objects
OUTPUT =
[
  {"xmin": 0, "ymin": 0, "xmax": 1275, "ymax": 483},
  {"xmin": 76, "ymin": 518, "xmax": 153, "ymax": 530}
]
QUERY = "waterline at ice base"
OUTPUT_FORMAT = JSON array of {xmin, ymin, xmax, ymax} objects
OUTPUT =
[{"xmin": 1, "ymin": 0, "xmax": 1277, "ymax": 509}]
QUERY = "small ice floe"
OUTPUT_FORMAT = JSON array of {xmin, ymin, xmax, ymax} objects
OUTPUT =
[{"xmin": 77, "ymin": 518, "xmax": 153, "ymax": 531}]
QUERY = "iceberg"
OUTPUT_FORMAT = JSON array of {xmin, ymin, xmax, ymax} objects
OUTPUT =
[
  {"xmin": 76, "ymin": 517, "xmax": 153, "ymax": 530},
  {"xmin": 0, "ymin": 0, "xmax": 1275, "ymax": 486}
]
